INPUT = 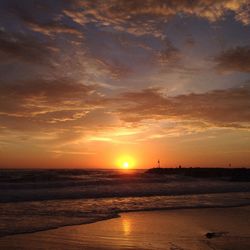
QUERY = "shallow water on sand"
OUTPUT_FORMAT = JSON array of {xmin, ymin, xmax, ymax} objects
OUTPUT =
[{"xmin": 1, "ymin": 206, "xmax": 250, "ymax": 250}]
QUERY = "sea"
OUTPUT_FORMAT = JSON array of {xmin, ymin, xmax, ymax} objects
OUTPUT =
[{"xmin": 1, "ymin": 169, "xmax": 250, "ymax": 237}]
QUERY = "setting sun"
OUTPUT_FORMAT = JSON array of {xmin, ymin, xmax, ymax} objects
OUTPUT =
[
  {"xmin": 122, "ymin": 162, "xmax": 129, "ymax": 169},
  {"xmin": 116, "ymin": 155, "xmax": 136, "ymax": 169}
]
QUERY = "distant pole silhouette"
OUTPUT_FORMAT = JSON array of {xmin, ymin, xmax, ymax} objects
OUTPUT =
[{"xmin": 157, "ymin": 160, "xmax": 160, "ymax": 168}]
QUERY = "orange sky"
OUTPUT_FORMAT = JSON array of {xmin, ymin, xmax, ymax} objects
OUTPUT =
[
  {"xmin": 1, "ymin": 128, "xmax": 249, "ymax": 168},
  {"xmin": 0, "ymin": 0, "xmax": 250, "ymax": 168}
]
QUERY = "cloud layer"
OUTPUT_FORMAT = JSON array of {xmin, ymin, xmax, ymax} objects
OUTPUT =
[
  {"xmin": 0, "ymin": 78, "xmax": 103, "ymax": 126},
  {"xmin": 0, "ymin": 0, "xmax": 249, "ymax": 166},
  {"xmin": 66, "ymin": 0, "xmax": 250, "ymax": 37},
  {"xmin": 114, "ymin": 86, "xmax": 250, "ymax": 128}
]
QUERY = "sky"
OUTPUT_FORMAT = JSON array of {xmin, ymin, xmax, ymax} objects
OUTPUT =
[{"xmin": 0, "ymin": 0, "xmax": 249, "ymax": 168}]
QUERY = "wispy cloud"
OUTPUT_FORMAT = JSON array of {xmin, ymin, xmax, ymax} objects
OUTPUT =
[
  {"xmin": 0, "ymin": 78, "xmax": 104, "ymax": 121},
  {"xmin": 65, "ymin": 0, "xmax": 250, "ymax": 38},
  {"xmin": 113, "ymin": 85, "xmax": 250, "ymax": 128}
]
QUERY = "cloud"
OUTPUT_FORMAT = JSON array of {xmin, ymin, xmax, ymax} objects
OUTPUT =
[
  {"xmin": 0, "ymin": 0, "xmax": 196, "ymax": 79},
  {"xmin": 25, "ymin": 21, "xmax": 83, "ymax": 37},
  {"xmin": 0, "ymin": 77, "xmax": 118, "ymax": 149},
  {"xmin": 0, "ymin": 78, "xmax": 103, "ymax": 120},
  {"xmin": 214, "ymin": 46, "xmax": 250, "ymax": 73},
  {"xmin": 0, "ymin": 79, "xmax": 249, "ymax": 151},
  {"xmin": 157, "ymin": 40, "xmax": 182, "ymax": 67},
  {"xmin": 113, "ymin": 85, "xmax": 250, "ymax": 128},
  {"xmin": 65, "ymin": 0, "xmax": 250, "ymax": 38},
  {"xmin": 4, "ymin": 0, "xmax": 83, "ymax": 38},
  {"xmin": 0, "ymin": 0, "xmax": 249, "ymax": 152},
  {"xmin": 235, "ymin": 2, "xmax": 250, "ymax": 25},
  {"xmin": 0, "ymin": 30, "xmax": 57, "ymax": 64}
]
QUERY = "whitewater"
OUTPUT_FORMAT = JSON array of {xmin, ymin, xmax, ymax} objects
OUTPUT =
[{"xmin": 1, "ymin": 169, "xmax": 250, "ymax": 237}]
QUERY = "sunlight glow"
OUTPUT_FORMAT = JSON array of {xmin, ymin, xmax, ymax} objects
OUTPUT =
[
  {"xmin": 122, "ymin": 162, "xmax": 129, "ymax": 169},
  {"xmin": 116, "ymin": 155, "xmax": 136, "ymax": 169}
]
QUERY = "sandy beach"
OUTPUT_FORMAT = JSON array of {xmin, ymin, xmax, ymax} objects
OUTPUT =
[{"xmin": 0, "ymin": 206, "xmax": 249, "ymax": 250}]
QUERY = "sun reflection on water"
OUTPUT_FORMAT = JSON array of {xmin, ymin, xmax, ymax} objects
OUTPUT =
[{"xmin": 122, "ymin": 218, "xmax": 131, "ymax": 236}]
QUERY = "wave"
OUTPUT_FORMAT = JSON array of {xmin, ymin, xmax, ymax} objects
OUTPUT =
[
  {"xmin": 1, "ymin": 192, "xmax": 250, "ymax": 237},
  {"xmin": 1, "ymin": 169, "xmax": 250, "ymax": 237},
  {"xmin": 1, "ymin": 180, "xmax": 250, "ymax": 202},
  {"xmin": 1, "ymin": 169, "xmax": 250, "ymax": 203}
]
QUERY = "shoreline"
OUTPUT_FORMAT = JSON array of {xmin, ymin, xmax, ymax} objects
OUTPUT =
[
  {"xmin": 1, "ymin": 203, "xmax": 250, "ymax": 238},
  {"xmin": 1, "ymin": 205, "xmax": 250, "ymax": 250}
]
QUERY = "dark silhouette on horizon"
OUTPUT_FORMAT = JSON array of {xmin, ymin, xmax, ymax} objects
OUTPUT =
[
  {"xmin": 146, "ymin": 167, "xmax": 250, "ymax": 182},
  {"xmin": 157, "ymin": 160, "xmax": 161, "ymax": 168}
]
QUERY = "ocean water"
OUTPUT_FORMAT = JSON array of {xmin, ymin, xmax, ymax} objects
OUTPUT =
[{"xmin": 1, "ymin": 169, "xmax": 250, "ymax": 237}]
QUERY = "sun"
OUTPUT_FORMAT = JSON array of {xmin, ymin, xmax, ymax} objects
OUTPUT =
[
  {"xmin": 122, "ymin": 162, "xmax": 129, "ymax": 169},
  {"xmin": 116, "ymin": 155, "xmax": 135, "ymax": 170}
]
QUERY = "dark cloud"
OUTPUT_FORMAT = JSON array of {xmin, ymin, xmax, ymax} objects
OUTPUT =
[
  {"xmin": 2, "ymin": 0, "xmax": 82, "ymax": 37},
  {"xmin": 0, "ymin": 78, "xmax": 103, "ymax": 119},
  {"xmin": 2, "ymin": 0, "xmax": 230, "ymax": 80},
  {"xmin": 114, "ymin": 85, "xmax": 250, "ymax": 128},
  {"xmin": 215, "ymin": 46, "xmax": 250, "ymax": 73},
  {"xmin": 0, "ymin": 30, "xmax": 57, "ymax": 64}
]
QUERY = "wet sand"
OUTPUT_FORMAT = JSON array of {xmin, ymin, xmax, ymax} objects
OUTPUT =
[{"xmin": 0, "ymin": 206, "xmax": 250, "ymax": 250}]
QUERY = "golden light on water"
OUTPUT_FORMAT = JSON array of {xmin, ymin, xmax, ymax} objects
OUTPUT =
[{"xmin": 122, "ymin": 218, "xmax": 131, "ymax": 236}]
